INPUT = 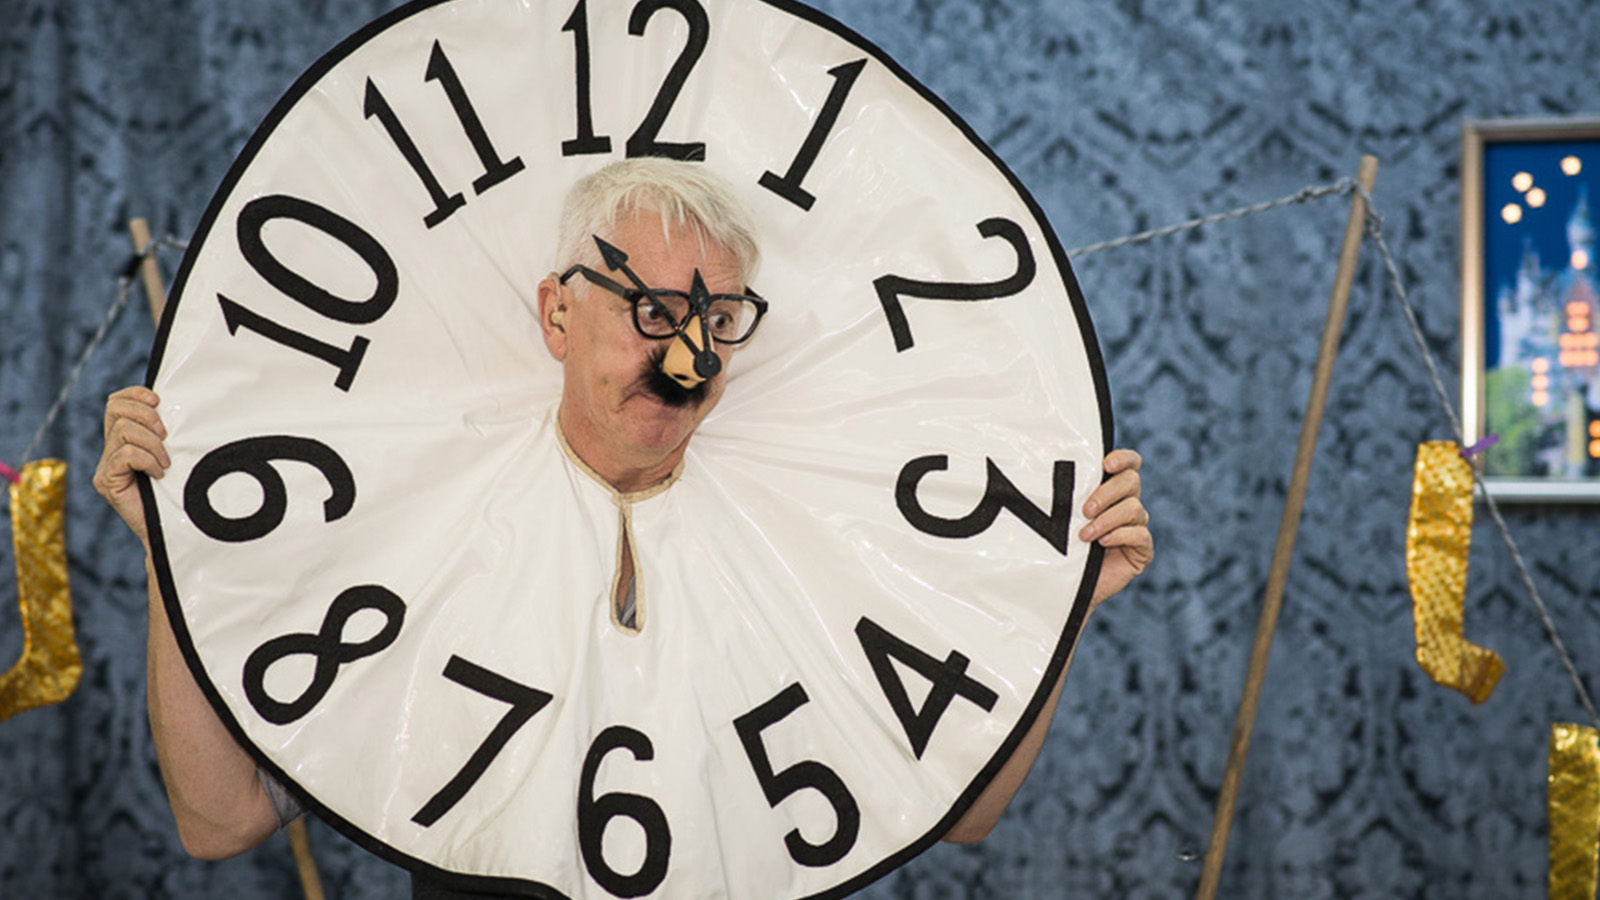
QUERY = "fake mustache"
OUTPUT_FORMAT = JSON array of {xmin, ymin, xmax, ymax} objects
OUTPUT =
[{"xmin": 641, "ymin": 348, "xmax": 708, "ymax": 408}]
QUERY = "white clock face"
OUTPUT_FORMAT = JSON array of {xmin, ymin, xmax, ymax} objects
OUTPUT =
[{"xmin": 142, "ymin": 0, "xmax": 1110, "ymax": 897}]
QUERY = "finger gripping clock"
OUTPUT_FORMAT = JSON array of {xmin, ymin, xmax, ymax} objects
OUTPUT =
[{"xmin": 142, "ymin": 1, "xmax": 1111, "ymax": 897}]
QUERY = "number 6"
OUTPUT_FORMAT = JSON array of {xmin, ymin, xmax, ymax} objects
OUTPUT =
[{"xmin": 578, "ymin": 726, "xmax": 672, "ymax": 897}]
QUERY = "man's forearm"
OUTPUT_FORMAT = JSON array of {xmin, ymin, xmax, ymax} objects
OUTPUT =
[
  {"xmin": 942, "ymin": 610, "xmax": 1083, "ymax": 844},
  {"xmin": 145, "ymin": 555, "xmax": 279, "ymax": 859}
]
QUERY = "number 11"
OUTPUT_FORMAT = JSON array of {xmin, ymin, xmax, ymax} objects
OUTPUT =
[{"xmin": 365, "ymin": 40, "xmax": 526, "ymax": 228}]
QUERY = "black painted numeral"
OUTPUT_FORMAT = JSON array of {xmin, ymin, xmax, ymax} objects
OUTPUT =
[
  {"xmin": 363, "ymin": 80, "xmax": 463, "ymax": 227},
  {"xmin": 183, "ymin": 435, "xmax": 356, "ymax": 543},
  {"xmin": 578, "ymin": 726, "xmax": 672, "ymax": 897},
  {"xmin": 236, "ymin": 195, "xmax": 399, "ymax": 323},
  {"xmin": 896, "ymin": 456, "xmax": 1076, "ymax": 556},
  {"xmin": 854, "ymin": 618, "xmax": 998, "ymax": 759},
  {"xmin": 225, "ymin": 194, "xmax": 397, "ymax": 389},
  {"xmin": 562, "ymin": 0, "xmax": 708, "ymax": 160},
  {"xmin": 759, "ymin": 58, "xmax": 867, "ymax": 211},
  {"xmin": 875, "ymin": 217, "xmax": 1036, "ymax": 352},
  {"xmin": 217, "ymin": 297, "xmax": 369, "ymax": 391},
  {"xmin": 413, "ymin": 657, "xmax": 554, "ymax": 827},
  {"xmin": 426, "ymin": 42, "xmax": 526, "ymax": 195},
  {"xmin": 734, "ymin": 683, "xmax": 860, "ymax": 868},
  {"xmin": 561, "ymin": 0, "xmax": 613, "ymax": 155},
  {"xmin": 625, "ymin": 0, "xmax": 709, "ymax": 160},
  {"xmin": 366, "ymin": 40, "xmax": 525, "ymax": 227},
  {"xmin": 242, "ymin": 585, "xmax": 406, "ymax": 725}
]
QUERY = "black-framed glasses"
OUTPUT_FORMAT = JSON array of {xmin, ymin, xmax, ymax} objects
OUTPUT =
[{"xmin": 559, "ymin": 264, "xmax": 768, "ymax": 344}]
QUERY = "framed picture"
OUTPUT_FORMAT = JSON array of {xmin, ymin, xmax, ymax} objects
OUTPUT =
[{"xmin": 1461, "ymin": 115, "xmax": 1600, "ymax": 501}]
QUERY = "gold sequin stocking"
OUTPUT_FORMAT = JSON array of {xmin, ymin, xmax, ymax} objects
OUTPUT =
[
  {"xmin": 0, "ymin": 459, "xmax": 82, "ymax": 721},
  {"xmin": 1405, "ymin": 441, "xmax": 1504, "ymax": 704},
  {"xmin": 1549, "ymin": 723, "xmax": 1600, "ymax": 900}
]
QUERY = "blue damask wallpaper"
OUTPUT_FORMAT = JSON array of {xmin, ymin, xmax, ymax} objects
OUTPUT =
[{"xmin": 3, "ymin": 1, "xmax": 1599, "ymax": 898}]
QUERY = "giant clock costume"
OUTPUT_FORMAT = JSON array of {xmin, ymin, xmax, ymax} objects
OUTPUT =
[{"xmin": 141, "ymin": 1, "xmax": 1111, "ymax": 897}]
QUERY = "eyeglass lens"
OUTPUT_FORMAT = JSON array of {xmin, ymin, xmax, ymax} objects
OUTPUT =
[{"xmin": 633, "ymin": 292, "xmax": 759, "ymax": 343}]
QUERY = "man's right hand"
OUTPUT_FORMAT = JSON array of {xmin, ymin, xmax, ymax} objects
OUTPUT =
[
  {"xmin": 96, "ymin": 385, "xmax": 281, "ymax": 857},
  {"xmin": 93, "ymin": 386, "xmax": 171, "ymax": 546}
]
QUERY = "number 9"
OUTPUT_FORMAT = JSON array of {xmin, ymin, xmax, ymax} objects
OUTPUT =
[{"xmin": 183, "ymin": 435, "xmax": 357, "ymax": 543}]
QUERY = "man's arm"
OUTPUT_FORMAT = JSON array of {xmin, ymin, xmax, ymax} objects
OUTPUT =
[
  {"xmin": 944, "ymin": 449, "xmax": 1151, "ymax": 843},
  {"xmin": 96, "ymin": 387, "xmax": 280, "ymax": 859}
]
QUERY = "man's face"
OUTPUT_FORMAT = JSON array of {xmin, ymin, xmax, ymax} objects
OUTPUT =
[{"xmin": 539, "ymin": 210, "xmax": 743, "ymax": 492}]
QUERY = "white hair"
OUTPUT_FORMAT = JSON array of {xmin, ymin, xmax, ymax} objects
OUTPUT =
[{"xmin": 555, "ymin": 158, "xmax": 761, "ymax": 286}]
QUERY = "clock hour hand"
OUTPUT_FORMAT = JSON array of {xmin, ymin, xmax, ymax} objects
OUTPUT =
[{"xmin": 593, "ymin": 235, "xmax": 722, "ymax": 380}]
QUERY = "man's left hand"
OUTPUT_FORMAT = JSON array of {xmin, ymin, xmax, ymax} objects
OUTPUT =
[{"xmin": 1079, "ymin": 449, "xmax": 1152, "ymax": 607}]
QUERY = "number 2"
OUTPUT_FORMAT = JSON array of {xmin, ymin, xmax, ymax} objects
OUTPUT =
[{"xmin": 875, "ymin": 217, "xmax": 1036, "ymax": 352}]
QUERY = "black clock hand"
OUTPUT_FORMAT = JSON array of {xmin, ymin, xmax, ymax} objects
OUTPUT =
[
  {"xmin": 594, "ymin": 235, "xmax": 721, "ymax": 378},
  {"xmin": 683, "ymin": 271, "xmax": 721, "ymax": 379}
]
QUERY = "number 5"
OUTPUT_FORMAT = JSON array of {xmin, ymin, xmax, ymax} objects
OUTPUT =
[{"xmin": 734, "ymin": 682, "xmax": 860, "ymax": 868}]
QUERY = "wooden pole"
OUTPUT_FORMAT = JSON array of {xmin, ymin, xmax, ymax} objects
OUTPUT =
[
  {"xmin": 287, "ymin": 819, "xmax": 329, "ymax": 900},
  {"xmin": 126, "ymin": 218, "xmax": 328, "ymax": 900},
  {"xmin": 1192, "ymin": 154, "xmax": 1380, "ymax": 900},
  {"xmin": 125, "ymin": 219, "xmax": 167, "ymax": 323}
]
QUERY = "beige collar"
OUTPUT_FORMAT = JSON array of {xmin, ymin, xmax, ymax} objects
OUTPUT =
[{"xmin": 554, "ymin": 416, "xmax": 683, "ymax": 505}]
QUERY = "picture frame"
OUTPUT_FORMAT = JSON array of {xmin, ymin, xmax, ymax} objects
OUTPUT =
[{"xmin": 1461, "ymin": 115, "xmax": 1600, "ymax": 501}]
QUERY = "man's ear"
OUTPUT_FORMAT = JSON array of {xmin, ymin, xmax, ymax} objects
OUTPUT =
[{"xmin": 537, "ymin": 275, "xmax": 568, "ymax": 361}]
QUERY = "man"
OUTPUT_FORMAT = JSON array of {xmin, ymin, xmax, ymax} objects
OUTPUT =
[
  {"xmin": 539, "ymin": 158, "xmax": 763, "ymax": 495},
  {"xmin": 94, "ymin": 159, "xmax": 1152, "ymax": 885}
]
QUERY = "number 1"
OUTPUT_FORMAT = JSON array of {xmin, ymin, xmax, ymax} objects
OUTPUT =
[
  {"xmin": 759, "ymin": 58, "xmax": 866, "ymax": 211},
  {"xmin": 561, "ymin": 0, "xmax": 613, "ymax": 155}
]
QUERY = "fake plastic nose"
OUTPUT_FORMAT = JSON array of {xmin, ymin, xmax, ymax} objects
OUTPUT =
[{"xmin": 661, "ymin": 317, "xmax": 720, "ymax": 387}]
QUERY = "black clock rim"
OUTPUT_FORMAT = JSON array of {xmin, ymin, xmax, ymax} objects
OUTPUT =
[{"xmin": 138, "ymin": 0, "xmax": 1116, "ymax": 897}]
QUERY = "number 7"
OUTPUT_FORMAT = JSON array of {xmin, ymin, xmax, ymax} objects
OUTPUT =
[{"xmin": 412, "ymin": 656, "xmax": 553, "ymax": 827}]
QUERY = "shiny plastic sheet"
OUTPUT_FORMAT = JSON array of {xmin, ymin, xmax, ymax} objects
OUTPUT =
[
  {"xmin": 1405, "ymin": 441, "xmax": 1503, "ymax": 704},
  {"xmin": 141, "ymin": 1, "xmax": 1109, "ymax": 897},
  {"xmin": 0, "ymin": 459, "xmax": 82, "ymax": 721},
  {"xmin": 1549, "ymin": 723, "xmax": 1600, "ymax": 900}
]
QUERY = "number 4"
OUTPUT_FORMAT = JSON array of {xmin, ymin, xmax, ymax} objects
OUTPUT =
[{"xmin": 854, "ymin": 617, "xmax": 999, "ymax": 760}]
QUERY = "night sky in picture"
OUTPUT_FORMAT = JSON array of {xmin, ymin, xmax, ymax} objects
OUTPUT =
[{"xmin": 1483, "ymin": 136, "xmax": 1600, "ymax": 369}]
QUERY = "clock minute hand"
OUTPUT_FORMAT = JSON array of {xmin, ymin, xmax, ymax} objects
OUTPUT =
[
  {"xmin": 593, "ymin": 235, "xmax": 721, "ymax": 379},
  {"xmin": 682, "ymin": 271, "xmax": 721, "ymax": 379}
]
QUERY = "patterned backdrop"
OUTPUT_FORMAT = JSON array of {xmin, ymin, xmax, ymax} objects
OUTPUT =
[{"xmin": 3, "ymin": 1, "xmax": 1598, "ymax": 897}]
